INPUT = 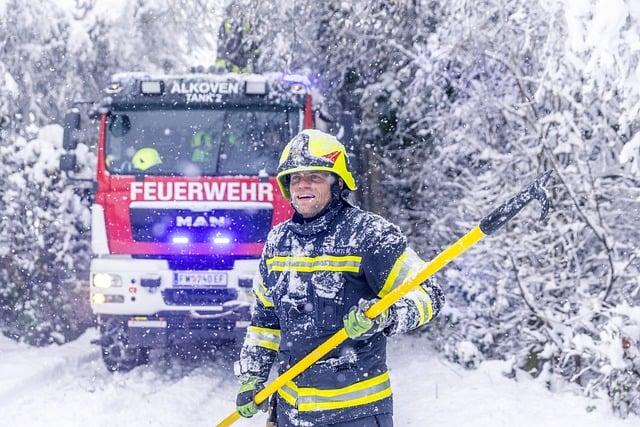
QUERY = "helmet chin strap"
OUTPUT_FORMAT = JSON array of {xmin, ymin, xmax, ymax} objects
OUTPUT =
[
  {"xmin": 324, "ymin": 173, "xmax": 343, "ymax": 201},
  {"xmin": 330, "ymin": 179, "xmax": 343, "ymax": 200}
]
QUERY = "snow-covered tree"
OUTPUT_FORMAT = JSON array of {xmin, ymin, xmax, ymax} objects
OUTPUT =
[
  {"xmin": 0, "ymin": 0, "xmax": 224, "ymax": 345},
  {"xmin": 375, "ymin": 0, "xmax": 640, "ymax": 417},
  {"xmin": 0, "ymin": 125, "xmax": 93, "ymax": 345},
  {"xmin": 0, "ymin": 0, "xmax": 637, "ymax": 416}
]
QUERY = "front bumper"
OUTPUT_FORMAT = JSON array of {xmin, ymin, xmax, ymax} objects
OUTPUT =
[
  {"xmin": 90, "ymin": 256, "xmax": 255, "ymax": 348},
  {"xmin": 89, "ymin": 256, "xmax": 256, "ymax": 316},
  {"xmin": 101, "ymin": 305, "xmax": 251, "ymax": 348}
]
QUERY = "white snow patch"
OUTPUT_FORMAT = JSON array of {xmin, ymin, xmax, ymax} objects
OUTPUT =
[
  {"xmin": 0, "ymin": 332, "xmax": 637, "ymax": 426},
  {"xmin": 1, "ymin": 67, "xmax": 19, "ymax": 97},
  {"xmin": 620, "ymin": 132, "xmax": 640, "ymax": 173},
  {"xmin": 562, "ymin": 0, "xmax": 628, "ymax": 56},
  {"xmin": 456, "ymin": 339, "xmax": 482, "ymax": 366}
]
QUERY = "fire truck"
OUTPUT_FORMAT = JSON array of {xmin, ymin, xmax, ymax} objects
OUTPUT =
[{"xmin": 60, "ymin": 70, "xmax": 324, "ymax": 371}]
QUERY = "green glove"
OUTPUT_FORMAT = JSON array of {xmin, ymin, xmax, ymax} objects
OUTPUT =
[
  {"xmin": 236, "ymin": 376, "xmax": 267, "ymax": 418},
  {"xmin": 343, "ymin": 298, "xmax": 390, "ymax": 340}
]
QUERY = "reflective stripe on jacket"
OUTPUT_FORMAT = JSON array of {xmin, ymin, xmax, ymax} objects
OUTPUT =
[{"xmin": 278, "ymin": 371, "xmax": 392, "ymax": 412}]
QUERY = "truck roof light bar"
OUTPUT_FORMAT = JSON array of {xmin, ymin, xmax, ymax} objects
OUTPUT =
[
  {"xmin": 245, "ymin": 79, "xmax": 267, "ymax": 95},
  {"xmin": 140, "ymin": 81, "xmax": 164, "ymax": 95}
]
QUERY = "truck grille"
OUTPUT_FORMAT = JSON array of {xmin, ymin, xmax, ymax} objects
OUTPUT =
[
  {"xmin": 130, "ymin": 207, "xmax": 272, "ymax": 243},
  {"xmin": 162, "ymin": 288, "xmax": 238, "ymax": 306}
]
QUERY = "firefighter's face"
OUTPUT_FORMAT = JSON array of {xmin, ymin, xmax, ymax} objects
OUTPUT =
[{"xmin": 289, "ymin": 171, "xmax": 334, "ymax": 218}]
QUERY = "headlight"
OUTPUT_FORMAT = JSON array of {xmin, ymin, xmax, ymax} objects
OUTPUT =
[
  {"xmin": 92, "ymin": 293, "xmax": 106, "ymax": 304},
  {"xmin": 245, "ymin": 79, "xmax": 267, "ymax": 95},
  {"xmin": 92, "ymin": 273, "xmax": 122, "ymax": 288}
]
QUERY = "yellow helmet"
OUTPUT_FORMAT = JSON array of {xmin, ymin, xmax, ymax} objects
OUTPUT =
[
  {"xmin": 132, "ymin": 147, "xmax": 162, "ymax": 171},
  {"xmin": 276, "ymin": 129, "xmax": 356, "ymax": 199}
]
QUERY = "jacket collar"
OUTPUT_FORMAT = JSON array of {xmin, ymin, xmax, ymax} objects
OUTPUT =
[{"xmin": 287, "ymin": 197, "xmax": 345, "ymax": 236}]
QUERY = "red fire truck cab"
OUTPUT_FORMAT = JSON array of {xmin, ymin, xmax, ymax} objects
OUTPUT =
[{"xmin": 62, "ymin": 71, "xmax": 318, "ymax": 371}]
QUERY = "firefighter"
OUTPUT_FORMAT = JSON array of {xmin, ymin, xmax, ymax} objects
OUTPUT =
[
  {"xmin": 235, "ymin": 129, "xmax": 445, "ymax": 426},
  {"xmin": 131, "ymin": 147, "xmax": 162, "ymax": 171},
  {"xmin": 216, "ymin": 1, "xmax": 259, "ymax": 74},
  {"xmin": 191, "ymin": 130, "xmax": 213, "ymax": 163}
]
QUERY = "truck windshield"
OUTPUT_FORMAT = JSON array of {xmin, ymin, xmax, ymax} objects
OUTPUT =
[{"xmin": 105, "ymin": 107, "xmax": 299, "ymax": 176}]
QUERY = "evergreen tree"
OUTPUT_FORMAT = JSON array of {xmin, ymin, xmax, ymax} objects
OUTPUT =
[{"xmin": 0, "ymin": 126, "xmax": 92, "ymax": 345}]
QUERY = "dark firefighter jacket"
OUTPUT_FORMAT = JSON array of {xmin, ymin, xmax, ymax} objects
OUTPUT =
[{"xmin": 238, "ymin": 198, "xmax": 445, "ymax": 425}]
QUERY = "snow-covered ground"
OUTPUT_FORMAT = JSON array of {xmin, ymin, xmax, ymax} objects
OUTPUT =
[{"xmin": 0, "ymin": 330, "xmax": 636, "ymax": 427}]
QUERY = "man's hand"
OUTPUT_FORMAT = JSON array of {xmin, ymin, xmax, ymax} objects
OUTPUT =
[
  {"xmin": 236, "ymin": 376, "xmax": 267, "ymax": 418},
  {"xmin": 343, "ymin": 298, "xmax": 390, "ymax": 340}
]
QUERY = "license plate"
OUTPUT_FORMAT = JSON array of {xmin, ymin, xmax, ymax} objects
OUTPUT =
[
  {"xmin": 174, "ymin": 271, "xmax": 227, "ymax": 287},
  {"xmin": 128, "ymin": 318, "xmax": 167, "ymax": 328}
]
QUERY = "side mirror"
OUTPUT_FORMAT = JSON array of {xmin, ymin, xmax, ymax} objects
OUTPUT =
[
  {"xmin": 60, "ymin": 153, "xmax": 77, "ymax": 172},
  {"xmin": 317, "ymin": 107, "xmax": 335, "ymax": 123},
  {"xmin": 62, "ymin": 110, "xmax": 81, "ymax": 150},
  {"xmin": 315, "ymin": 107, "xmax": 336, "ymax": 133}
]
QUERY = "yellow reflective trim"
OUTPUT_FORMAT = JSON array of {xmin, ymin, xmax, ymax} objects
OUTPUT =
[
  {"xmin": 278, "ymin": 384, "xmax": 297, "ymax": 406},
  {"xmin": 247, "ymin": 326, "xmax": 280, "ymax": 336},
  {"xmin": 246, "ymin": 326, "xmax": 280, "ymax": 351},
  {"xmin": 269, "ymin": 265, "xmax": 359, "ymax": 273},
  {"xmin": 279, "ymin": 372, "xmax": 392, "ymax": 411},
  {"xmin": 254, "ymin": 289, "xmax": 274, "ymax": 308},
  {"xmin": 379, "ymin": 251, "xmax": 410, "ymax": 297},
  {"xmin": 266, "ymin": 255, "xmax": 362, "ymax": 273},
  {"xmin": 253, "ymin": 278, "xmax": 274, "ymax": 308},
  {"xmin": 423, "ymin": 287, "xmax": 434, "ymax": 322},
  {"xmin": 408, "ymin": 290, "xmax": 426, "ymax": 326},
  {"xmin": 407, "ymin": 286, "xmax": 434, "ymax": 327},
  {"xmin": 285, "ymin": 380, "xmax": 299, "ymax": 391},
  {"xmin": 297, "ymin": 371, "xmax": 389, "ymax": 398},
  {"xmin": 250, "ymin": 339, "xmax": 279, "ymax": 351},
  {"xmin": 267, "ymin": 255, "xmax": 361, "ymax": 264},
  {"xmin": 298, "ymin": 388, "xmax": 392, "ymax": 412}
]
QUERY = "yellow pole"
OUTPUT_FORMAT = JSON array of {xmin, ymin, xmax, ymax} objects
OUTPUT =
[{"xmin": 216, "ymin": 225, "xmax": 486, "ymax": 427}]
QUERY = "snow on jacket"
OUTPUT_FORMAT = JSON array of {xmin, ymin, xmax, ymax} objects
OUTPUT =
[{"xmin": 237, "ymin": 198, "xmax": 445, "ymax": 425}]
